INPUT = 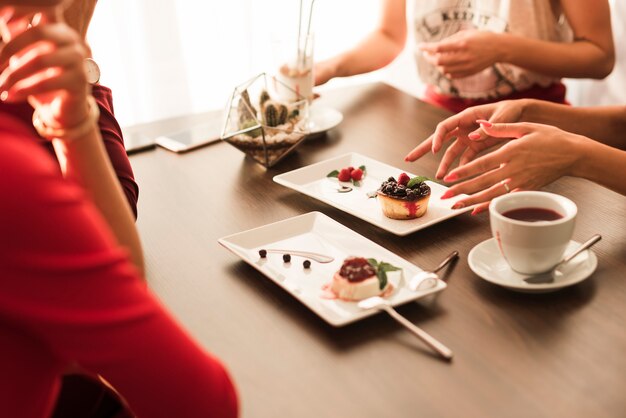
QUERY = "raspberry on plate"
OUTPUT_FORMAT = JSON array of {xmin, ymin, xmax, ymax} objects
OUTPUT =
[
  {"xmin": 338, "ymin": 168, "xmax": 352, "ymax": 182},
  {"xmin": 350, "ymin": 168, "xmax": 363, "ymax": 181}
]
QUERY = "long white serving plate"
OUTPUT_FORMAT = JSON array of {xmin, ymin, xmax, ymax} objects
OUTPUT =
[
  {"xmin": 218, "ymin": 212, "xmax": 446, "ymax": 327},
  {"xmin": 273, "ymin": 152, "xmax": 472, "ymax": 236}
]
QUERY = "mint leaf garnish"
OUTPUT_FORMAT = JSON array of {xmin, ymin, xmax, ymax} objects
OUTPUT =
[
  {"xmin": 377, "ymin": 270, "xmax": 387, "ymax": 290},
  {"xmin": 359, "ymin": 165, "xmax": 366, "ymax": 172},
  {"xmin": 368, "ymin": 259, "xmax": 401, "ymax": 290},
  {"xmin": 327, "ymin": 170, "xmax": 339, "ymax": 178},
  {"xmin": 352, "ymin": 180, "xmax": 361, "ymax": 187},
  {"xmin": 407, "ymin": 176, "xmax": 430, "ymax": 189}
]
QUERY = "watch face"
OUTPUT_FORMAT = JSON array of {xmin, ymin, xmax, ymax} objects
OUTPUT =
[{"xmin": 84, "ymin": 58, "xmax": 101, "ymax": 84}]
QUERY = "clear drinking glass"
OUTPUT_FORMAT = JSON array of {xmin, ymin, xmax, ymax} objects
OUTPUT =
[{"xmin": 272, "ymin": 33, "xmax": 314, "ymax": 103}]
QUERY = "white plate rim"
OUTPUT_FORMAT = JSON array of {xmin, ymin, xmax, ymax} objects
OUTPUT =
[
  {"xmin": 308, "ymin": 105, "xmax": 343, "ymax": 135},
  {"xmin": 218, "ymin": 211, "xmax": 447, "ymax": 326},
  {"xmin": 468, "ymin": 237, "xmax": 598, "ymax": 293},
  {"xmin": 273, "ymin": 152, "xmax": 472, "ymax": 236}
]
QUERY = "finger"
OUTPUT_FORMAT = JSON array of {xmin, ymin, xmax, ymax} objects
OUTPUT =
[
  {"xmin": 480, "ymin": 122, "xmax": 534, "ymax": 139},
  {"xmin": 449, "ymin": 181, "xmax": 510, "ymax": 210},
  {"xmin": 447, "ymin": 165, "xmax": 512, "ymax": 197},
  {"xmin": 0, "ymin": 44, "xmax": 84, "ymax": 91},
  {"xmin": 458, "ymin": 146, "xmax": 480, "ymax": 166},
  {"xmin": 0, "ymin": 23, "xmax": 79, "ymax": 64},
  {"xmin": 470, "ymin": 202, "xmax": 490, "ymax": 215},
  {"xmin": 467, "ymin": 128, "xmax": 486, "ymax": 141},
  {"xmin": 419, "ymin": 40, "xmax": 462, "ymax": 54},
  {"xmin": 432, "ymin": 122, "xmax": 460, "ymax": 153},
  {"xmin": 405, "ymin": 134, "xmax": 435, "ymax": 162},
  {"xmin": 433, "ymin": 54, "xmax": 471, "ymax": 67},
  {"xmin": 444, "ymin": 145, "xmax": 510, "ymax": 182},
  {"xmin": 4, "ymin": 68, "xmax": 87, "ymax": 102},
  {"xmin": 436, "ymin": 137, "xmax": 468, "ymax": 179}
]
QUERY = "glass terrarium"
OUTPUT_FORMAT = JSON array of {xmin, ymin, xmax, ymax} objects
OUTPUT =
[{"xmin": 221, "ymin": 73, "xmax": 309, "ymax": 168}]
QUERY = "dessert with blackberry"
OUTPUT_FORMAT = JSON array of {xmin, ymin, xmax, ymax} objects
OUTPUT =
[
  {"xmin": 324, "ymin": 257, "xmax": 398, "ymax": 301},
  {"xmin": 377, "ymin": 173, "xmax": 431, "ymax": 220}
]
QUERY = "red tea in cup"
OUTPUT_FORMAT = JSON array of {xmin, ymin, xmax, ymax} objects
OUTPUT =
[{"xmin": 501, "ymin": 207, "xmax": 563, "ymax": 222}]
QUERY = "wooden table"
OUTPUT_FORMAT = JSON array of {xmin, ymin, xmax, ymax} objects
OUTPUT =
[{"xmin": 128, "ymin": 83, "xmax": 626, "ymax": 418}]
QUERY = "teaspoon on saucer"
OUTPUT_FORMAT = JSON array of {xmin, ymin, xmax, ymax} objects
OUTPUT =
[
  {"xmin": 523, "ymin": 234, "xmax": 601, "ymax": 284},
  {"xmin": 358, "ymin": 296, "xmax": 453, "ymax": 360}
]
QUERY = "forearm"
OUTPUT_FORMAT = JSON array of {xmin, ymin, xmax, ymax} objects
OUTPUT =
[
  {"xmin": 324, "ymin": 29, "xmax": 405, "ymax": 79},
  {"xmin": 63, "ymin": 0, "xmax": 97, "ymax": 40},
  {"xmin": 571, "ymin": 138, "xmax": 626, "ymax": 195},
  {"xmin": 53, "ymin": 125, "xmax": 145, "ymax": 277},
  {"xmin": 498, "ymin": 33, "xmax": 613, "ymax": 79},
  {"xmin": 521, "ymin": 100, "xmax": 626, "ymax": 149}
]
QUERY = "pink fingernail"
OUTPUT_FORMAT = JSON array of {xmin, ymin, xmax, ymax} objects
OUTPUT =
[
  {"xmin": 451, "ymin": 202, "xmax": 465, "ymax": 210},
  {"xmin": 404, "ymin": 156, "xmax": 410, "ymax": 162},
  {"xmin": 476, "ymin": 119, "xmax": 492, "ymax": 127},
  {"xmin": 443, "ymin": 173, "xmax": 458, "ymax": 182},
  {"xmin": 441, "ymin": 190, "xmax": 455, "ymax": 199},
  {"xmin": 468, "ymin": 132, "xmax": 480, "ymax": 140}
]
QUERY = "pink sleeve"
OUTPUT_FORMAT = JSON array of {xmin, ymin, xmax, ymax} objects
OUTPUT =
[{"xmin": 0, "ymin": 124, "xmax": 237, "ymax": 418}]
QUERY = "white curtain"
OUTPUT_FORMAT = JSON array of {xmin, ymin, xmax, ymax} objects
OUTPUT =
[
  {"xmin": 88, "ymin": 0, "xmax": 380, "ymax": 127},
  {"xmin": 88, "ymin": 0, "xmax": 626, "ymax": 128}
]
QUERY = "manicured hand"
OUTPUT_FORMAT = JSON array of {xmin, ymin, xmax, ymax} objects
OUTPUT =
[
  {"xmin": 419, "ymin": 29, "xmax": 502, "ymax": 79},
  {"xmin": 439, "ymin": 122, "xmax": 583, "ymax": 214},
  {"xmin": 405, "ymin": 100, "xmax": 525, "ymax": 179},
  {"xmin": 0, "ymin": 8, "xmax": 90, "ymax": 130}
]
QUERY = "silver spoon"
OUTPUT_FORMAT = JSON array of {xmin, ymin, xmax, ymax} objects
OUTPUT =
[
  {"xmin": 262, "ymin": 249, "xmax": 334, "ymax": 263},
  {"xmin": 524, "ymin": 234, "xmax": 601, "ymax": 284},
  {"xmin": 409, "ymin": 251, "xmax": 459, "ymax": 291},
  {"xmin": 358, "ymin": 296, "xmax": 453, "ymax": 360}
]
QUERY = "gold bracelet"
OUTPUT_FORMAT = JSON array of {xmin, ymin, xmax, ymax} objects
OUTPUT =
[{"xmin": 32, "ymin": 96, "xmax": 100, "ymax": 142}]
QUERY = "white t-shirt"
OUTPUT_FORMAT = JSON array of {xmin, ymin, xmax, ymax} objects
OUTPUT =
[{"xmin": 412, "ymin": 0, "xmax": 572, "ymax": 99}]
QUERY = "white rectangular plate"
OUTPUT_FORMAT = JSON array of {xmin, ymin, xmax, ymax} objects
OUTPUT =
[
  {"xmin": 273, "ymin": 152, "xmax": 472, "ymax": 236},
  {"xmin": 218, "ymin": 212, "xmax": 446, "ymax": 327}
]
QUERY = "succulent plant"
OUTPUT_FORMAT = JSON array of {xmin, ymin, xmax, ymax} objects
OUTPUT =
[
  {"xmin": 237, "ymin": 89, "xmax": 257, "ymax": 124},
  {"xmin": 261, "ymin": 100, "xmax": 290, "ymax": 127},
  {"xmin": 240, "ymin": 119, "xmax": 262, "ymax": 137},
  {"xmin": 277, "ymin": 103, "xmax": 288, "ymax": 125},
  {"xmin": 263, "ymin": 102, "xmax": 279, "ymax": 127},
  {"xmin": 288, "ymin": 107, "xmax": 300, "ymax": 120},
  {"xmin": 259, "ymin": 90, "xmax": 271, "ymax": 108}
]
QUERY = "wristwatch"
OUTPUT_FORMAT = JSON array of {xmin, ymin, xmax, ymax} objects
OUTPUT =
[{"xmin": 84, "ymin": 58, "xmax": 101, "ymax": 85}]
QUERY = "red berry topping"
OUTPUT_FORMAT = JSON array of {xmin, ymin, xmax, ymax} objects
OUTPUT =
[
  {"xmin": 398, "ymin": 172, "xmax": 410, "ymax": 186},
  {"xmin": 350, "ymin": 168, "xmax": 363, "ymax": 181},
  {"xmin": 339, "ymin": 257, "xmax": 376, "ymax": 282},
  {"xmin": 338, "ymin": 168, "xmax": 352, "ymax": 182},
  {"xmin": 346, "ymin": 166, "xmax": 355, "ymax": 172}
]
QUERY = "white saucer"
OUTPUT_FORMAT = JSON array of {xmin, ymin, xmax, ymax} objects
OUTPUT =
[
  {"xmin": 307, "ymin": 106, "xmax": 343, "ymax": 135},
  {"xmin": 468, "ymin": 238, "xmax": 598, "ymax": 293}
]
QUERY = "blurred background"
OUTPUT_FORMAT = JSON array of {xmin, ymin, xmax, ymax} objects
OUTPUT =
[{"xmin": 88, "ymin": 0, "xmax": 625, "ymax": 127}]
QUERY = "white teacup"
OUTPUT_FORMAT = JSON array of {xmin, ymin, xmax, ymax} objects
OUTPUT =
[{"xmin": 489, "ymin": 191, "xmax": 577, "ymax": 275}]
